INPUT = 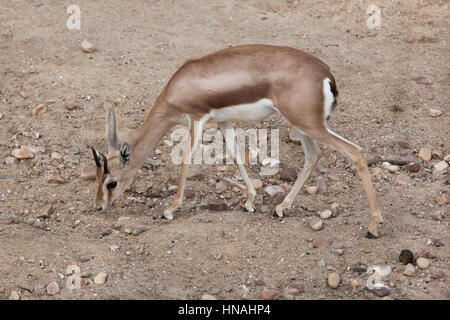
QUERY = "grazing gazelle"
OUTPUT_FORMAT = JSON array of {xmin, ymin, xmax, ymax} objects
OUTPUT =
[{"xmin": 91, "ymin": 44, "xmax": 383, "ymax": 238}]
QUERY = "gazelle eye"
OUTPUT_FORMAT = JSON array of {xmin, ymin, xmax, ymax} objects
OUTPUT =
[{"xmin": 106, "ymin": 181, "xmax": 117, "ymax": 190}]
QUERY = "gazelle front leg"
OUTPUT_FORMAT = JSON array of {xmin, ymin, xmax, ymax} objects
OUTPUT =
[
  {"xmin": 163, "ymin": 117, "xmax": 206, "ymax": 220},
  {"xmin": 275, "ymin": 131, "xmax": 322, "ymax": 217},
  {"xmin": 219, "ymin": 121, "xmax": 257, "ymax": 212}
]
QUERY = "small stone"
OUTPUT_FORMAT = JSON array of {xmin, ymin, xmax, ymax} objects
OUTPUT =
[
  {"xmin": 312, "ymin": 238, "xmax": 329, "ymax": 248},
  {"xmin": 226, "ymin": 196, "xmax": 241, "ymax": 208},
  {"xmin": 433, "ymin": 160, "xmax": 448, "ymax": 172},
  {"xmin": 288, "ymin": 128, "xmax": 302, "ymax": 144},
  {"xmin": 396, "ymin": 173, "xmax": 412, "ymax": 185},
  {"xmin": 46, "ymin": 175, "xmax": 65, "ymax": 184},
  {"xmin": 81, "ymin": 39, "xmax": 95, "ymax": 53},
  {"xmin": 280, "ymin": 167, "xmax": 297, "ymax": 182},
  {"xmin": 385, "ymin": 154, "xmax": 418, "ymax": 166},
  {"xmin": 111, "ymin": 245, "xmax": 120, "ymax": 252},
  {"xmin": 418, "ymin": 148, "xmax": 432, "ymax": 162},
  {"xmin": 94, "ymin": 272, "xmax": 108, "ymax": 284},
  {"xmin": 259, "ymin": 288, "xmax": 281, "ymax": 300},
  {"xmin": 330, "ymin": 203, "xmax": 339, "ymax": 216},
  {"xmin": 319, "ymin": 209, "xmax": 332, "ymax": 219},
  {"xmin": 123, "ymin": 227, "xmax": 133, "ymax": 234},
  {"xmin": 201, "ymin": 294, "xmax": 217, "ymax": 300},
  {"xmin": 66, "ymin": 147, "xmax": 79, "ymax": 155},
  {"xmin": 51, "ymin": 152, "xmax": 63, "ymax": 160},
  {"xmin": 404, "ymin": 162, "xmax": 420, "ymax": 173},
  {"xmin": 349, "ymin": 262, "xmax": 367, "ymax": 273},
  {"xmin": 431, "ymin": 210, "xmax": 444, "ymax": 221},
  {"xmin": 436, "ymin": 197, "xmax": 447, "ymax": 206},
  {"xmin": 35, "ymin": 204, "xmax": 54, "ymax": 219},
  {"xmin": 264, "ymin": 185, "xmax": 285, "ymax": 197},
  {"xmin": 32, "ymin": 104, "xmax": 47, "ymax": 115},
  {"xmin": 399, "ymin": 249, "xmax": 414, "ymax": 265},
  {"xmin": 206, "ymin": 196, "xmax": 227, "ymax": 211},
  {"xmin": 5, "ymin": 156, "xmax": 19, "ymax": 165},
  {"xmin": 132, "ymin": 226, "xmax": 147, "ymax": 236},
  {"xmin": 215, "ymin": 181, "xmax": 227, "ymax": 194},
  {"xmin": 77, "ymin": 254, "xmax": 91, "ymax": 263},
  {"xmin": 333, "ymin": 248, "xmax": 344, "ymax": 256},
  {"xmin": 432, "ymin": 239, "xmax": 444, "ymax": 247},
  {"xmin": 184, "ymin": 188, "xmax": 195, "ymax": 199},
  {"xmin": 271, "ymin": 192, "xmax": 285, "ymax": 205},
  {"xmin": 328, "ymin": 273, "xmax": 340, "ymax": 289},
  {"xmin": 348, "ymin": 279, "xmax": 359, "ymax": 294},
  {"xmin": 64, "ymin": 102, "xmax": 77, "ymax": 110},
  {"xmin": 254, "ymin": 279, "xmax": 265, "ymax": 286},
  {"xmin": 444, "ymin": 154, "xmax": 450, "ymax": 162},
  {"xmin": 309, "ymin": 216, "xmax": 323, "ymax": 231},
  {"xmin": 280, "ymin": 183, "xmax": 292, "ymax": 193},
  {"xmin": 10, "ymin": 291, "xmax": 20, "ymax": 300},
  {"xmin": 403, "ymin": 263, "xmax": 416, "ymax": 276},
  {"xmin": 369, "ymin": 287, "xmax": 390, "ymax": 297},
  {"xmin": 429, "ymin": 108, "xmax": 441, "ymax": 117},
  {"xmin": 12, "ymin": 147, "xmax": 34, "ymax": 159},
  {"xmin": 22, "ymin": 131, "xmax": 40, "ymax": 139},
  {"xmin": 306, "ymin": 186, "xmax": 318, "ymax": 195},
  {"xmin": 316, "ymin": 176, "xmax": 327, "ymax": 194},
  {"xmin": 47, "ymin": 281, "xmax": 60, "ymax": 295},
  {"xmin": 382, "ymin": 162, "xmax": 399, "ymax": 172},
  {"xmin": 416, "ymin": 257, "xmax": 430, "ymax": 269},
  {"xmin": 317, "ymin": 259, "xmax": 327, "ymax": 267},
  {"xmin": 19, "ymin": 90, "xmax": 28, "ymax": 99},
  {"xmin": 252, "ymin": 179, "xmax": 263, "ymax": 190},
  {"xmin": 412, "ymin": 76, "xmax": 432, "ymax": 85},
  {"xmin": 101, "ymin": 229, "xmax": 113, "ymax": 237}
]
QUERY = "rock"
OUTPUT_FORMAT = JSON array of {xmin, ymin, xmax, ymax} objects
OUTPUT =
[
  {"xmin": 404, "ymin": 162, "xmax": 420, "ymax": 172},
  {"xmin": 385, "ymin": 154, "xmax": 418, "ymax": 166},
  {"xmin": 254, "ymin": 279, "xmax": 265, "ymax": 286},
  {"xmin": 77, "ymin": 254, "xmax": 91, "ymax": 263},
  {"xmin": 226, "ymin": 196, "xmax": 241, "ymax": 208},
  {"xmin": 366, "ymin": 154, "xmax": 381, "ymax": 166},
  {"xmin": 184, "ymin": 188, "xmax": 195, "ymax": 199},
  {"xmin": 110, "ymin": 245, "xmax": 120, "ymax": 252},
  {"xmin": 306, "ymin": 186, "xmax": 318, "ymax": 195},
  {"xmin": 271, "ymin": 192, "xmax": 285, "ymax": 205},
  {"xmin": 51, "ymin": 152, "xmax": 63, "ymax": 160},
  {"xmin": 100, "ymin": 229, "xmax": 113, "ymax": 237},
  {"xmin": 64, "ymin": 154, "xmax": 79, "ymax": 164},
  {"xmin": 348, "ymin": 279, "xmax": 359, "ymax": 294},
  {"xmin": 418, "ymin": 148, "xmax": 432, "ymax": 162},
  {"xmin": 264, "ymin": 185, "xmax": 285, "ymax": 197},
  {"xmin": 369, "ymin": 287, "xmax": 390, "ymax": 297},
  {"xmin": 64, "ymin": 102, "xmax": 77, "ymax": 110},
  {"xmin": 416, "ymin": 257, "xmax": 430, "ymax": 269},
  {"xmin": 432, "ymin": 239, "xmax": 444, "ymax": 247},
  {"xmin": 429, "ymin": 108, "xmax": 441, "ymax": 117},
  {"xmin": 123, "ymin": 227, "xmax": 133, "ymax": 234},
  {"xmin": 259, "ymin": 288, "xmax": 281, "ymax": 300},
  {"xmin": 349, "ymin": 262, "xmax": 367, "ymax": 273},
  {"xmin": 215, "ymin": 181, "xmax": 227, "ymax": 194},
  {"xmin": 328, "ymin": 273, "xmax": 340, "ymax": 289},
  {"xmin": 403, "ymin": 263, "xmax": 416, "ymax": 277},
  {"xmin": 66, "ymin": 147, "xmax": 79, "ymax": 155},
  {"xmin": 12, "ymin": 147, "xmax": 34, "ymax": 159},
  {"xmin": 201, "ymin": 294, "xmax": 217, "ymax": 300},
  {"xmin": 10, "ymin": 291, "xmax": 20, "ymax": 300},
  {"xmin": 316, "ymin": 176, "xmax": 327, "ymax": 194},
  {"xmin": 206, "ymin": 196, "xmax": 227, "ymax": 211},
  {"xmin": 22, "ymin": 131, "xmax": 40, "ymax": 139},
  {"xmin": 47, "ymin": 281, "xmax": 60, "ymax": 295},
  {"xmin": 80, "ymin": 167, "xmax": 96, "ymax": 180},
  {"xmin": 285, "ymin": 284, "xmax": 304, "ymax": 296},
  {"xmin": 94, "ymin": 272, "xmax": 108, "ymax": 284},
  {"xmin": 5, "ymin": 156, "xmax": 19, "ymax": 165},
  {"xmin": 333, "ymin": 248, "xmax": 344, "ymax": 256},
  {"xmin": 319, "ymin": 209, "xmax": 332, "ymax": 219},
  {"xmin": 32, "ymin": 104, "xmax": 47, "ymax": 115},
  {"xmin": 23, "ymin": 145, "xmax": 46, "ymax": 154},
  {"xmin": 35, "ymin": 204, "xmax": 54, "ymax": 219},
  {"xmin": 19, "ymin": 90, "xmax": 28, "ymax": 99},
  {"xmin": 330, "ymin": 203, "xmax": 339, "ymax": 216},
  {"xmin": 382, "ymin": 162, "xmax": 399, "ymax": 172},
  {"xmin": 412, "ymin": 76, "xmax": 432, "ymax": 85},
  {"xmin": 444, "ymin": 154, "xmax": 450, "ymax": 162},
  {"xmin": 396, "ymin": 173, "xmax": 412, "ymax": 185},
  {"xmin": 132, "ymin": 226, "xmax": 147, "ymax": 236},
  {"xmin": 436, "ymin": 197, "xmax": 447, "ymax": 206},
  {"xmin": 288, "ymin": 128, "xmax": 302, "ymax": 144},
  {"xmin": 46, "ymin": 175, "xmax": 65, "ymax": 184},
  {"xmin": 309, "ymin": 216, "xmax": 323, "ymax": 231},
  {"xmin": 432, "ymin": 210, "xmax": 443, "ymax": 221},
  {"xmin": 317, "ymin": 259, "xmax": 327, "ymax": 267},
  {"xmin": 81, "ymin": 39, "xmax": 95, "ymax": 53},
  {"xmin": 280, "ymin": 183, "xmax": 292, "ymax": 193},
  {"xmin": 433, "ymin": 160, "xmax": 448, "ymax": 172},
  {"xmin": 252, "ymin": 179, "xmax": 263, "ymax": 190},
  {"xmin": 280, "ymin": 167, "xmax": 297, "ymax": 182},
  {"xmin": 399, "ymin": 249, "xmax": 414, "ymax": 265},
  {"xmin": 432, "ymin": 151, "xmax": 442, "ymax": 160},
  {"xmin": 312, "ymin": 238, "xmax": 329, "ymax": 248}
]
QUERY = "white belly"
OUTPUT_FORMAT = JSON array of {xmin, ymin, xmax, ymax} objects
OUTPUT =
[{"xmin": 208, "ymin": 98, "xmax": 277, "ymax": 122}]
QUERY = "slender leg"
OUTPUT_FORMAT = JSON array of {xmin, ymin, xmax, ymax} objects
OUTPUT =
[
  {"xmin": 219, "ymin": 121, "xmax": 257, "ymax": 212},
  {"xmin": 163, "ymin": 117, "xmax": 206, "ymax": 220},
  {"xmin": 275, "ymin": 130, "xmax": 322, "ymax": 217},
  {"xmin": 317, "ymin": 129, "xmax": 383, "ymax": 238}
]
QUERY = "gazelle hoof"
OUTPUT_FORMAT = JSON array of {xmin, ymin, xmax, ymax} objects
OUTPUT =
[
  {"xmin": 274, "ymin": 204, "xmax": 285, "ymax": 218},
  {"xmin": 244, "ymin": 202, "xmax": 256, "ymax": 213},
  {"xmin": 365, "ymin": 231, "xmax": 379, "ymax": 239},
  {"xmin": 163, "ymin": 210, "xmax": 175, "ymax": 221}
]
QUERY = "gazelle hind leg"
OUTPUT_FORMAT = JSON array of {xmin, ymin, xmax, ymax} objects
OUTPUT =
[
  {"xmin": 275, "ymin": 130, "xmax": 322, "ymax": 217},
  {"xmin": 219, "ymin": 121, "xmax": 257, "ymax": 212}
]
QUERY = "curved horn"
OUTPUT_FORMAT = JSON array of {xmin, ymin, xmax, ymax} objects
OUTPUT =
[
  {"xmin": 106, "ymin": 108, "xmax": 119, "ymax": 150},
  {"xmin": 101, "ymin": 153, "xmax": 109, "ymax": 175},
  {"xmin": 92, "ymin": 149, "xmax": 101, "ymax": 168}
]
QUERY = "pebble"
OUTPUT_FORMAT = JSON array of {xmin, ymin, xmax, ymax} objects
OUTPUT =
[
  {"xmin": 309, "ymin": 216, "xmax": 323, "ymax": 231},
  {"xmin": 51, "ymin": 152, "xmax": 63, "ymax": 160},
  {"xmin": 80, "ymin": 39, "xmax": 95, "ymax": 53},
  {"xmin": 418, "ymin": 148, "xmax": 432, "ymax": 162},
  {"xmin": 47, "ymin": 281, "xmax": 60, "ymax": 295},
  {"xmin": 5, "ymin": 156, "xmax": 19, "ymax": 165},
  {"xmin": 184, "ymin": 188, "xmax": 195, "ymax": 199},
  {"xmin": 32, "ymin": 104, "xmax": 47, "ymax": 115},
  {"xmin": 201, "ymin": 294, "xmax": 217, "ymax": 300},
  {"xmin": 271, "ymin": 192, "xmax": 285, "ymax": 205},
  {"xmin": 12, "ymin": 147, "xmax": 34, "ymax": 159},
  {"xmin": 94, "ymin": 272, "xmax": 108, "ymax": 284},
  {"xmin": 252, "ymin": 179, "xmax": 263, "ymax": 190},
  {"xmin": 317, "ymin": 259, "xmax": 327, "ymax": 267},
  {"xmin": 432, "ymin": 210, "xmax": 443, "ymax": 221},
  {"xmin": 416, "ymin": 257, "xmax": 430, "ymax": 269},
  {"xmin": 280, "ymin": 167, "xmax": 297, "ymax": 182},
  {"xmin": 46, "ymin": 175, "xmax": 65, "ymax": 184},
  {"xmin": 433, "ymin": 160, "xmax": 448, "ymax": 172},
  {"xmin": 369, "ymin": 287, "xmax": 390, "ymax": 297},
  {"xmin": 316, "ymin": 176, "xmax": 327, "ymax": 194},
  {"xmin": 432, "ymin": 239, "xmax": 444, "ymax": 247},
  {"xmin": 288, "ymin": 128, "xmax": 302, "ymax": 144},
  {"xmin": 66, "ymin": 147, "xmax": 79, "ymax": 155},
  {"xmin": 77, "ymin": 254, "xmax": 91, "ymax": 263},
  {"xmin": 64, "ymin": 102, "xmax": 77, "ymax": 110},
  {"xmin": 399, "ymin": 249, "xmax": 414, "ymax": 264},
  {"xmin": 385, "ymin": 154, "xmax": 418, "ymax": 165},
  {"xmin": 264, "ymin": 185, "xmax": 285, "ymax": 197},
  {"xmin": 412, "ymin": 76, "xmax": 432, "ymax": 85},
  {"xmin": 348, "ymin": 279, "xmax": 359, "ymax": 294},
  {"xmin": 404, "ymin": 162, "xmax": 420, "ymax": 172},
  {"xmin": 35, "ymin": 204, "xmax": 54, "ymax": 219},
  {"xmin": 382, "ymin": 162, "xmax": 399, "ymax": 172},
  {"xmin": 436, "ymin": 197, "xmax": 447, "ymax": 206},
  {"xmin": 215, "ymin": 181, "xmax": 227, "ymax": 194},
  {"xmin": 111, "ymin": 245, "xmax": 120, "ymax": 252},
  {"xmin": 306, "ymin": 186, "xmax": 318, "ymax": 195},
  {"xmin": 259, "ymin": 288, "xmax": 281, "ymax": 300},
  {"xmin": 330, "ymin": 203, "xmax": 339, "ymax": 216},
  {"xmin": 132, "ymin": 226, "xmax": 147, "ymax": 236},
  {"xmin": 10, "ymin": 291, "xmax": 20, "ymax": 300},
  {"xmin": 226, "ymin": 196, "xmax": 241, "ymax": 208},
  {"xmin": 312, "ymin": 238, "xmax": 329, "ymax": 248},
  {"xmin": 319, "ymin": 209, "xmax": 332, "ymax": 219},
  {"xmin": 429, "ymin": 108, "xmax": 441, "ymax": 117},
  {"xmin": 444, "ymin": 154, "xmax": 450, "ymax": 162},
  {"xmin": 328, "ymin": 273, "xmax": 340, "ymax": 289},
  {"xmin": 403, "ymin": 263, "xmax": 416, "ymax": 276},
  {"xmin": 22, "ymin": 131, "xmax": 40, "ymax": 139},
  {"xmin": 333, "ymin": 248, "xmax": 344, "ymax": 256},
  {"xmin": 280, "ymin": 183, "xmax": 292, "ymax": 193},
  {"xmin": 396, "ymin": 173, "xmax": 412, "ymax": 185},
  {"xmin": 349, "ymin": 262, "xmax": 367, "ymax": 273},
  {"xmin": 19, "ymin": 90, "xmax": 28, "ymax": 99},
  {"xmin": 206, "ymin": 196, "xmax": 227, "ymax": 211}
]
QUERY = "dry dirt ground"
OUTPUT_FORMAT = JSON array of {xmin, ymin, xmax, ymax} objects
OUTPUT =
[{"xmin": 0, "ymin": 0, "xmax": 448, "ymax": 300}]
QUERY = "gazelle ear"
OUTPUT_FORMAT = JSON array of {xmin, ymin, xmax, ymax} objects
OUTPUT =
[
  {"xmin": 120, "ymin": 143, "xmax": 131, "ymax": 169},
  {"xmin": 106, "ymin": 108, "xmax": 119, "ymax": 151}
]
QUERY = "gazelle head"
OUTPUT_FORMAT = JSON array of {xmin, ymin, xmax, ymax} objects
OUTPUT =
[{"xmin": 92, "ymin": 109, "xmax": 134, "ymax": 211}]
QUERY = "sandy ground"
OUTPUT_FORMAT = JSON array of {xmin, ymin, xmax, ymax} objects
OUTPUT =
[{"xmin": 0, "ymin": 0, "xmax": 448, "ymax": 300}]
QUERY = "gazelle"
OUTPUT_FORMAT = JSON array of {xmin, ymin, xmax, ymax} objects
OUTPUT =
[{"xmin": 91, "ymin": 44, "xmax": 383, "ymax": 238}]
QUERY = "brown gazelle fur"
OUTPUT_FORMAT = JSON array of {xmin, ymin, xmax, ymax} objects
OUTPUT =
[{"xmin": 91, "ymin": 44, "xmax": 383, "ymax": 238}]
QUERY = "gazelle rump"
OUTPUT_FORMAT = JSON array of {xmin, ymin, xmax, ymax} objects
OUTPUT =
[{"xmin": 91, "ymin": 44, "xmax": 383, "ymax": 238}]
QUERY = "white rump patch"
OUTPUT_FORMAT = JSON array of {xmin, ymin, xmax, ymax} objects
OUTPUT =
[
  {"xmin": 209, "ymin": 98, "xmax": 277, "ymax": 122},
  {"xmin": 323, "ymin": 77, "xmax": 334, "ymax": 120}
]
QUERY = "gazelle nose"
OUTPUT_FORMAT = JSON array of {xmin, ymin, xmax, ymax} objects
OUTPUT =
[{"xmin": 95, "ymin": 205, "xmax": 104, "ymax": 211}]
